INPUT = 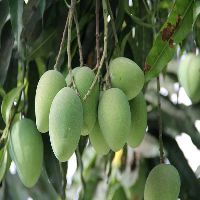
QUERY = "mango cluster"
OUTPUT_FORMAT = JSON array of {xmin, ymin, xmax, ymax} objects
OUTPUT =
[
  {"xmin": 34, "ymin": 56, "xmax": 147, "ymax": 159},
  {"xmin": 9, "ymin": 57, "xmax": 147, "ymax": 188}
]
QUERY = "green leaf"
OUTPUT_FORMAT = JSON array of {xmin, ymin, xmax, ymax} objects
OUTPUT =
[
  {"xmin": 145, "ymin": 0, "xmax": 194, "ymax": 82},
  {"xmin": 0, "ymin": 0, "xmax": 9, "ymax": 45},
  {"xmin": 1, "ymin": 85, "xmax": 24, "ymax": 125},
  {"xmin": 8, "ymin": 0, "xmax": 24, "ymax": 52},
  {"xmin": 0, "ymin": 24, "xmax": 14, "ymax": 85},
  {"xmin": 43, "ymin": 135, "xmax": 62, "ymax": 195}
]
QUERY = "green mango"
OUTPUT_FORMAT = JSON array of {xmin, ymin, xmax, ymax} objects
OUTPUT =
[
  {"xmin": 127, "ymin": 92, "xmax": 147, "ymax": 148},
  {"xmin": 49, "ymin": 87, "xmax": 83, "ymax": 162},
  {"xmin": 35, "ymin": 70, "xmax": 66, "ymax": 133},
  {"xmin": 66, "ymin": 67, "xmax": 99, "ymax": 135},
  {"xmin": 9, "ymin": 118, "xmax": 43, "ymax": 188},
  {"xmin": 89, "ymin": 121, "xmax": 110, "ymax": 155},
  {"xmin": 109, "ymin": 57, "xmax": 144, "ymax": 100},
  {"xmin": 178, "ymin": 54, "xmax": 200, "ymax": 103},
  {"xmin": 98, "ymin": 88, "xmax": 131, "ymax": 151},
  {"xmin": 144, "ymin": 164, "xmax": 180, "ymax": 200}
]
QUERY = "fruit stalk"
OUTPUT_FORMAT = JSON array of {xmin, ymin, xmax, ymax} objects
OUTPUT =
[
  {"xmin": 73, "ymin": 8, "xmax": 84, "ymax": 67},
  {"xmin": 95, "ymin": 0, "xmax": 100, "ymax": 69},
  {"xmin": 83, "ymin": 0, "xmax": 108, "ymax": 101},
  {"xmin": 54, "ymin": 12, "xmax": 69, "ymax": 71},
  {"xmin": 106, "ymin": 0, "xmax": 120, "ymax": 56},
  {"xmin": 67, "ymin": 0, "xmax": 79, "ymax": 95},
  {"xmin": 157, "ymin": 76, "xmax": 164, "ymax": 163}
]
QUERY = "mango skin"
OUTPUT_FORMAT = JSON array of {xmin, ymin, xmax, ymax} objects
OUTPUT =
[
  {"xmin": 98, "ymin": 88, "xmax": 131, "ymax": 151},
  {"xmin": 66, "ymin": 67, "xmax": 99, "ymax": 135},
  {"xmin": 178, "ymin": 54, "xmax": 200, "ymax": 103},
  {"xmin": 89, "ymin": 121, "xmax": 110, "ymax": 155},
  {"xmin": 144, "ymin": 164, "xmax": 180, "ymax": 200},
  {"xmin": 109, "ymin": 57, "xmax": 144, "ymax": 100},
  {"xmin": 49, "ymin": 87, "xmax": 83, "ymax": 162},
  {"xmin": 9, "ymin": 118, "xmax": 43, "ymax": 188},
  {"xmin": 127, "ymin": 92, "xmax": 147, "ymax": 148},
  {"xmin": 35, "ymin": 70, "xmax": 66, "ymax": 133}
]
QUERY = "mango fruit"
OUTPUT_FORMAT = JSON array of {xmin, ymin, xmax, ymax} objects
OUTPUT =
[
  {"xmin": 109, "ymin": 57, "xmax": 144, "ymax": 100},
  {"xmin": 49, "ymin": 87, "xmax": 83, "ymax": 162},
  {"xmin": 98, "ymin": 88, "xmax": 131, "ymax": 151},
  {"xmin": 127, "ymin": 92, "xmax": 147, "ymax": 148},
  {"xmin": 89, "ymin": 121, "xmax": 110, "ymax": 155},
  {"xmin": 66, "ymin": 67, "xmax": 99, "ymax": 135},
  {"xmin": 178, "ymin": 54, "xmax": 200, "ymax": 103},
  {"xmin": 144, "ymin": 164, "xmax": 180, "ymax": 200},
  {"xmin": 35, "ymin": 70, "xmax": 66, "ymax": 133},
  {"xmin": 9, "ymin": 118, "xmax": 43, "ymax": 188}
]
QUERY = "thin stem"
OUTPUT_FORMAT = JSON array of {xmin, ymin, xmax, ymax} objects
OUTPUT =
[
  {"xmin": 157, "ymin": 76, "xmax": 164, "ymax": 164},
  {"xmin": 106, "ymin": 0, "xmax": 120, "ymax": 55},
  {"xmin": 96, "ymin": 0, "xmax": 100, "ymax": 68},
  {"xmin": 54, "ymin": 13, "xmax": 69, "ymax": 71},
  {"xmin": 67, "ymin": 0, "xmax": 80, "ymax": 96},
  {"xmin": 83, "ymin": 0, "xmax": 108, "ymax": 101},
  {"xmin": 74, "ymin": 8, "xmax": 84, "ymax": 67}
]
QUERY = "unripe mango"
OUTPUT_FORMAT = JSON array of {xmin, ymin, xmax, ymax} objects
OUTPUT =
[
  {"xmin": 49, "ymin": 87, "xmax": 83, "ymax": 162},
  {"xmin": 89, "ymin": 121, "xmax": 110, "ymax": 155},
  {"xmin": 66, "ymin": 67, "xmax": 99, "ymax": 135},
  {"xmin": 144, "ymin": 164, "xmax": 180, "ymax": 200},
  {"xmin": 178, "ymin": 54, "xmax": 200, "ymax": 103},
  {"xmin": 35, "ymin": 70, "xmax": 66, "ymax": 133},
  {"xmin": 127, "ymin": 92, "xmax": 147, "ymax": 148},
  {"xmin": 109, "ymin": 57, "xmax": 144, "ymax": 100},
  {"xmin": 9, "ymin": 118, "xmax": 43, "ymax": 188},
  {"xmin": 98, "ymin": 88, "xmax": 131, "ymax": 151}
]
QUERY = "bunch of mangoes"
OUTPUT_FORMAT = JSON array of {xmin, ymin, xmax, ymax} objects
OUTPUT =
[{"xmin": 8, "ymin": 56, "xmax": 148, "ymax": 188}]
